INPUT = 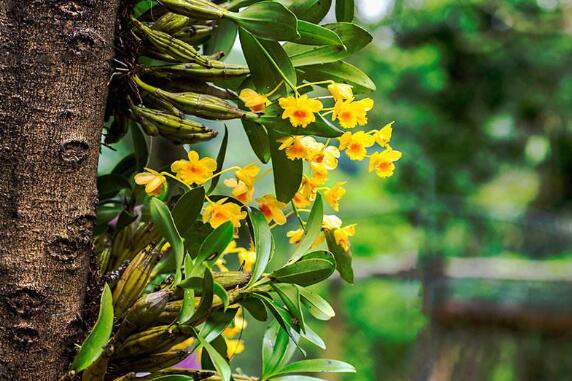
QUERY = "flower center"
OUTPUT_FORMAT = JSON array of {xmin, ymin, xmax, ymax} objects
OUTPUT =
[{"xmin": 293, "ymin": 110, "xmax": 308, "ymax": 119}]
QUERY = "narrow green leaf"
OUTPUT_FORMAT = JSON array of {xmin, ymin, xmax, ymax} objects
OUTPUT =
[
  {"xmin": 196, "ymin": 221, "xmax": 234, "ymax": 265},
  {"xmin": 188, "ymin": 267, "xmax": 214, "ymax": 325},
  {"xmin": 295, "ymin": 20, "xmax": 343, "ymax": 46},
  {"xmin": 242, "ymin": 120, "xmax": 271, "ymax": 163},
  {"xmin": 335, "ymin": 0, "xmax": 354, "ymax": 22},
  {"xmin": 172, "ymin": 187, "xmax": 206, "ymax": 241},
  {"xmin": 213, "ymin": 281, "xmax": 230, "ymax": 310},
  {"xmin": 111, "ymin": 153, "xmax": 137, "ymax": 178},
  {"xmin": 274, "ymin": 359, "xmax": 356, "ymax": 376},
  {"xmin": 179, "ymin": 255, "xmax": 195, "ymax": 323},
  {"xmin": 239, "ymin": 28, "xmax": 297, "ymax": 93},
  {"xmin": 262, "ymin": 324, "xmax": 294, "ymax": 376},
  {"xmin": 300, "ymin": 60, "xmax": 376, "ymax": 93},
  {"xmin": 97, "ymin": 174, "xmax": 131, "ymax": 201},
  {"xmin": 72, "ymin": 284, "xmax": 113, "ymax": 372},
  {"xmin": 246, "ymin": 208, "xmax": 274, "ymax": 286},
  {"xmin": 200, "ymin": 308, "xmax": 239, "ymax": 342},
  {"xmin": 149, "ymin": 198, "xmax": 185, "ymax": 284},
  {"xmin": 196, "ymin": 330, "xmax": 232, "ymax": 381},
  {"xmin": 204, "ymin": 19, "xmax": 238, "ymax": 58},
  {"xmin": 272, "ymin": 377, "xmax": 327, "ymax": 381},
  {"xmin": 269, "ymin": 133, "xmax": 303, "ymax": 203},
  {"xmin": 270, "ymin": 257, "xmax": 335, "ymax": 286},
  {"xmin": 285, "ymin": 22, "xmax": 372, "ymax": 67},
  {"xmin": 253, "ymin": 293, "xmax": 297, "ymax": 333},
  {"xmin": 271, "ymin": 284, "xmax": 305, "ymax": 332},
  {"xmin": 131, "ymin": 123, "xmax": 149, "ymax": 171},
  {"xmin": 207, "ymin": 126, "xmax": 229, "ymax": 194},
  {"xmin": 231, "ymin": 1, "xmax": 300, "ymax": 42},
  {"xmin": 240, "ymin": 296, "xmax": 268, "ymax": 321},
  {"xmin": 289, "ymin": 194, "xmax": 323, "ymax": 262},
  {"xmin": 297, "ymin": 286, "xmax": 335, "ymax": 321},
  {"xmin": 275, "ymin": 0, "xmax": 332, "ymax": 23},
  {"xmin": 324, "ymin": 230, "xmax": 354, "ymax": 283},
  {"xmin": 300, "ymin": 322, "xmax": 325, "ymax": 349}
]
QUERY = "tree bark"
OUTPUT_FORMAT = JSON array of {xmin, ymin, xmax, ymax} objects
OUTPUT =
[{"xmin": 0, "ymin": 1, "xmax": 120, "ymax": 379}]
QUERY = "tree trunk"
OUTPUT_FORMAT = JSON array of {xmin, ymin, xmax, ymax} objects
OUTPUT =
[{"xmin": 0, "ymin": 1, "xmax": 120, "ymax": 379}]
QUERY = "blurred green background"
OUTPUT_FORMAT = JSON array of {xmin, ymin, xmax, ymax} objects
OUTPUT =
[{"xmin": 99, "ymin": 0, "xmax": 572, "ymax": 379}]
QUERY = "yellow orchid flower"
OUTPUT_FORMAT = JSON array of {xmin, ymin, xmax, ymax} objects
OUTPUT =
[
  {"xmin": 171, "ymin": 150, "xmax": 217, "ymax": 185},
  {"xmin": 287, "ymin": 228, "xmax": 305, "ymax": 245},
  {"xmin": 292, "ymin": 176, "xmax": 318, "ymax": 208},
  {"xmin": 235, "ymin": 163, "xmax": 260, "ymax": 187},
  {"xmin": 368, "ymin": 147, "xmax": 402, "ymax": 178},
  {"xmin": 257, "ymin": 194, "xmax": 288, "ymax": 225},
  {"xmin": 134, "ymin": 169, "xmax": 166, "ymax": 196},
  {"xmin": 278, "ymin": 136, "xmax": 323, "ymax": 161},
  {"xmin": 327, "ymin": 83, "xmax": 354, "ymax": 101},
  {"xmin": 239, "ymin": 88, "xmax": 270, "ymax": 112},
  {"xmin": 202, "ymin": 198, "xmax": 247, "ymax": 228},
  {"xmin": 334, "ymin": 224, "xmax": 356, "ymax": 251},
  {"xmin": 338, "ymin": 131, "xmax": 375, "ymax": 160},
  {"xmin": 237, "ymin": 245, "xmax": 256, "ymax": 272},
  {"xmin": 278, "ymin": 94, "xmax": 323, "ymax": 128},
  {"xmin": 374, "ymin": 122, "xmax": 394, "ymax": 147},
  {"xmin": 224, "ymin": 313, "xmax": 247, "ymax": 337},
  {"xmin": 332, "ymin": 98, "xmax": 374, "ymax": 129},
  {"xmin": 223, "ymin": 178, "xmax": 253, "ymax": 204},
  {"xmin": 214, "ymin": 257, "xmax": 229, "ymax": 272},
  {"xmin": 324, "ymin": 182, "xmax": 347, "ymax": 212},
  {"xmin": 225, "ymin": 338, "xmax": 245, "ymax": 357},
  {"xmin": 311, "ymin": 145, "xmax": 340, "ymax": 170}
]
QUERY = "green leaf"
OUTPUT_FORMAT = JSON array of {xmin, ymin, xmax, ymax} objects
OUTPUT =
[
  {"xmin": 213, "ymin": 281, "xmax": 230, "ymax": 310},
  {"xmin": 262, "ymin": 323, "xmax": 297, "ymax": 376},
  {"xmin": 196, "ymin": 330, "xmax": 232, "ymax": 381},
  {"xmin": 242, "ymin": 120, "xmax": 271, "ymax": 163},
  {"xmin": 97, "ymin": 174, "xmax": 131, "ymax": 201},
  {"xmin": 230, "ymin": 1, "xmax": 300, "ymax": 42},
  {"xmin": 271, "ymin": 284, "xmax": 305, "ymax": 332},
  {"xmin": 208, "ymin": 126, "xmax": 229, "ymax": 194},
  {"xmin": 275, "ymin": 0, "xmax": 332, "ymax": 23},
  {"xmin": 270, "ymin": 256, "xmax": 335, "ymax": 286},
  {"xmin": 295, "ymin": 20, "xmax": 343, "ymax": 46},
  {"xmin": 246, "ymin": 208, "xmax": 274, "ymax": 286},
  {"xmin": 335, "ymin": 0, "xmax": 354, "ymax": 22},
  {"xmin": 274, "ymin": 359, "xmax": 356, "ymax": 376},
  {"xmin": 188, "ymin": 267, "xmax": 214, "ymax": 325},
  {"xmin": 196, "ymin": 221, "xmax": 234, "ymax": 265},
  {"xmin": 272, "ymin": 377, "xmax": 327, "ymax": 381},
  {"xmin": 131, "ymin": 123, "xmax": 149, "ymax": 171},
  {"xmin": 72, "ymin": 284, "xmax": 113, "ymax": 372},
  {"xmin": 300, "ymin": 321, "xmax": 325, "ymax": 349},
  {"xmin": 285, "ymin": 22, "xmax": 372, "ymax": 67},
  {"xmin": 269, "ymin": 133, "xmax": 303, "ymax": 203},
  {"xmin": 179, "ymin": 256, "xmax": 195, "ymax": 323},
  {"xmin": 172, "ymin": 187, "xmax": 206, "ymax": 241},
  {"xmin": 204, "ymin": 19, "xmax": 238, "ymax": 58},
  {"xmin": 200, "ymin": 308, "xmax": 239, "ymax": 342},
  {"xmin": 297, "ymin": 286, "xmax": 335, "ymax": 321},
  {"xmin": 240, "ymin": 296, "xmax": 268, "ymax": 321},
  {"xmin": 111, "ymin": 153, "xmax": 137, "ymax": 178},
  {"xmin": 149, "ymin": 197, "xmax": 185, "ymax": 284},
  {"xmin": 289, "ymin": 194, "xmax": 323, "ymax": 262},
  {"xmin": 300, "ymin": 60, "xmax": 376, "ymax": 93},
  {"xmin": 253, "ymin": 293, "xmax": 297, "ymax": 334},
  {"xmin": 239, "ymin": 28, "xmax": 297, "ymax": 93},
  {"xmin": 145, "ymin": 376, "xmax": 196, "ymax": 381},
  {"xmin": 325, "ymin": 230, "xmax": 354, "ymax": 283}
]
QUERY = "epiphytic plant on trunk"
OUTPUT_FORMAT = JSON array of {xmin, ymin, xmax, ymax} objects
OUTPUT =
[{"xmin": 63, "ymin": 0, "xmax": 401, "ymax": 380}]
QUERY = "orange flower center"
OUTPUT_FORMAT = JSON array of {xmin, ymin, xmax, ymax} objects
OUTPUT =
[
  {"xmin": 341, "ymin": 111, "xmax": 353, "ymax": 120},
  {"xmin": 293, "ymin": 110, "xmax": 308, "ymax": 119},
  {"xmin": 377, "ymin": 161, "xmax": 391, "ymax": 172},
  {"xmin": 259, "ymin": 204, "xmax": 272, "ymax": 219}
]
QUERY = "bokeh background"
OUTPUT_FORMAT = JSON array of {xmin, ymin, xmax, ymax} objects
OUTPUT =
[{"xmin": 100, "ymin": 0, "xmax": 572, "ymax": 379}]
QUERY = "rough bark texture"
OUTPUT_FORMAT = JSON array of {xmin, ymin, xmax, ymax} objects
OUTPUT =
[{"xmin": 0, "ymin": 1, "xmax": 120, "ymax": 379}]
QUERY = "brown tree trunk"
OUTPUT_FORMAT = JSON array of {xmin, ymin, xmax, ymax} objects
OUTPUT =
[{"xmin": 0, "ymin": 1, "xmax": 120, "ymax": 379}]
